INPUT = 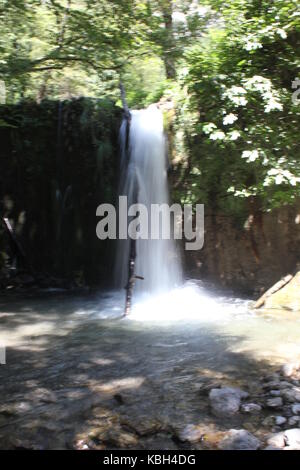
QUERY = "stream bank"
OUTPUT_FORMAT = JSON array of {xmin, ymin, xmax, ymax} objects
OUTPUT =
[
  {"xmin": 184, "ymin": 201, "xmax": 300, "ymax": 296},
  {"xmin": 1, "ymin": 284, "xmax": 300, "ymax": 450}
]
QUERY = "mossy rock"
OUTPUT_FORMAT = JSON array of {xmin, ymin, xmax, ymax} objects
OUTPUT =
[{"xmin": 263, "ymin": 272, "xmax": 300, "ymax": 311}]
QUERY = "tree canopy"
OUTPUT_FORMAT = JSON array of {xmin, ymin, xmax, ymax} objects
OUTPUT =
[{"xmin": 1, "ymin": 0, "xmax": 300, "ymax": 212}]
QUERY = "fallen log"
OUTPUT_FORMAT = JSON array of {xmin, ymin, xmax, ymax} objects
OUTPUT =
[
  {"xmin": 119, "ymin": 82, "xmax": 143, "ymax": 315},
  {"xmin": 254, "ymin": 274, "xmax": 293, "ymax": 309},
  {"xmin": 119, "ymin": 82, "xmax": 131, "ymax": 121},
  {"xmin": 124, "ymin": 237, "xmax": 144, "ymax": 316}
]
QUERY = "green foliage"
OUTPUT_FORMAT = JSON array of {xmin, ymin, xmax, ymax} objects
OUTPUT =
[
  {"xmin": 1, "ymin": 0, "xmax": 300, "ymax": 216},
  {"xmin": 0, "ymin": 0, "xmax": 151, "ymax": 102},
  {"xmin": 120, "ymin": 56, "xmax": 168, "ymax": 108},
  {"xmin": 176, "ymin": 0, "xmax": 300, "ymax": 213},
  {"xmin": 0, "ymin": 1, "xmax": 212, "ymax": 103}
]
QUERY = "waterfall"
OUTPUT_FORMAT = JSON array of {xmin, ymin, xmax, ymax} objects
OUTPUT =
[{"xmin": 115, "ymin": 105, "xmax": 182, "ymax": 295}]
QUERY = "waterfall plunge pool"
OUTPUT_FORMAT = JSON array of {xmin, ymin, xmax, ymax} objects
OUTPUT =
[{"xmin": 2, "ymin": 280, "xmax": 300, "ymax": 373}]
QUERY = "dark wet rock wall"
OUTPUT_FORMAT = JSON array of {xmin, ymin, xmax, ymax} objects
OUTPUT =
[{"xmin": 0, "ymin": 98, "xmax": 122, "ymax": 287}]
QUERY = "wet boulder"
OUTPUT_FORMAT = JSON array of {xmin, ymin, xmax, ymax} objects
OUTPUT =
[
  {"xmin": 218, "ymin": 429, "xmax": 261, "ymax": 450},
  {"xmin": 209, "ymin": 387, "xmax": 248, "ymax": 417}
]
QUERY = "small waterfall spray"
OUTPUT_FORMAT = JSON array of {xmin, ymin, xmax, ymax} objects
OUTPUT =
[{"xmin": 115, "ymin": 106, "xmax": 182, "ymax": 295}]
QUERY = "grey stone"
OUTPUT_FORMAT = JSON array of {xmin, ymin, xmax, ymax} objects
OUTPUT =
[
  {"xmin": 292, "ymin": 404, "xmax": 300, "ymax": 415},
  {"xmin": 265, "ymin": 373, "xmax": 280, "ymax": 382},
  {"xmin": 278, "ymin": 381, "xmax": 293, "ymax": 389},
  {"xmin": 291, "ymin": 386, "xmax": 300, "ymax": 401},
  {"xmin": 262, "ymin": 416, "xmax": 275, "ymax": 427},
  {"xmin": 275, "ymin": 416, "xmax": 287, "ymax": 426},
  {"xmin": 282, "ymin": 388, "xmax": 300, "ymax": 403},
  {"xmin": 178, "ymin": 424, "xmax": 204, "ymax": 443},
  {"xmin": 209, "ymin": 387, "xmax": 248, "ymax": 417},
  {"xmin": 263, "ymin": 381, "xmax": 281, "ymax": 390},
  {"xmin": 266, "ymin": 397, "xmax": 283, "ymax": 409},
  {"xmin": 218, "ymin": 429, "xmax": 260, "ymax": 450},
  {"xmin": 288, "ymin": 416, "xmax": 300, "ymax": 426},
  {"xmin": 241, "ymin": 403, "xmax": 262, "ymax": 414},
  {"xmin": 282, "ymin": 389, "xmax": 297, "ymax": 403},
  {"xmin": 281, "ymin": 405, "xmax": 293, "ymax": 417},
  {"xmin": 270, "ymin": 390, "xmax": 281, "ymax": 397}
]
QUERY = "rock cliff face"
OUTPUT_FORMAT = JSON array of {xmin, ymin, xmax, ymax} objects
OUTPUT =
[
  {"xmin": 0, "ymin": 99, "xmax": 122, "ymax": 287},
  {"xmin": 184, "ymin": 201, "xmax": 300, "ymax": 295}
]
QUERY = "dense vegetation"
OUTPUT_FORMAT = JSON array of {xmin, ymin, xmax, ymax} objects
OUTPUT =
[
  {"xmin": 1, "ymin": 0, "xmax": 300, "ymax": 225},
  {"xmin": 177, "ymin": 0, "xmax": 300, "ymax": 215}
]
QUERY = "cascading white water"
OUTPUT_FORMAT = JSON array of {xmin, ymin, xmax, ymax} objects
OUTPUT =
[{"xmin": 115, "ymin": 105, "xmax": 182, "ymax": 295}]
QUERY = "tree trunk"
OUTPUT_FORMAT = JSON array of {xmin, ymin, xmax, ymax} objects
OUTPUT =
[{"xmin": 161, "ymin": 1, "xmax": 176, "ymax": 79}]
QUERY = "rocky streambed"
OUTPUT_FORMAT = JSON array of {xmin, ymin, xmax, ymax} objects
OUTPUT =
[{"xmin": 1, "ymin": 289, "xmax": 300, "ymax": 450}]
